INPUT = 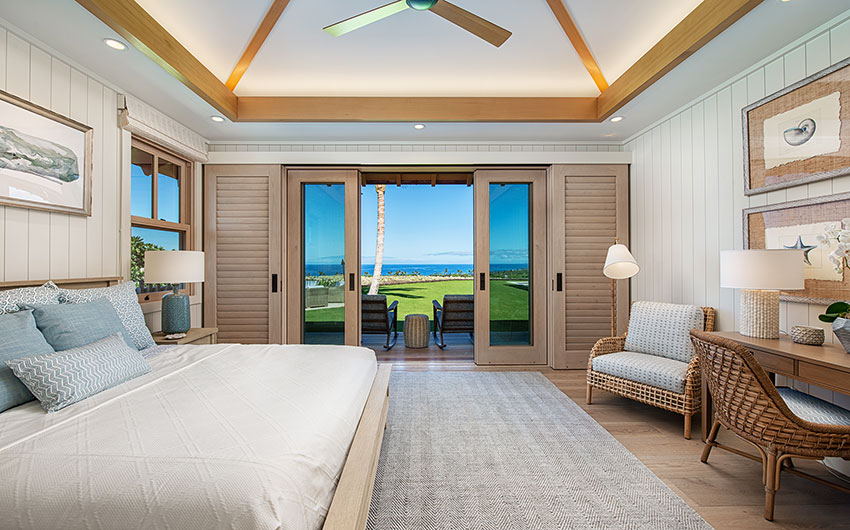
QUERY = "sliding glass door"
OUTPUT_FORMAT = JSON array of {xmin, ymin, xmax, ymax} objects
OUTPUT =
[
  {"xmin": 474, "ymin": 169, "xmax": 547, "ymax": 364},
  {"xmin": 286, "ymin": 170, "xmax": 360, "ymax": 345}
]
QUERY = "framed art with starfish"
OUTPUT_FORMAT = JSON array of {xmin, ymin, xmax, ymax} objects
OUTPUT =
[{"xmin": 744, "ymin": 192, "xmax": 850, "ymax": 304}]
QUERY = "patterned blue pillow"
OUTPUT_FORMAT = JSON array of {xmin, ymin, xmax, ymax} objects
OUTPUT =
[
  {"xmin": 26, "ymin": 298, "xmax": 135, "ymax": 352},
  {"xmin": 59, "ymin": 281, "xmax": 155, "ymax": 350},
  {"xmin": 0, "ymin": 282, "xmax": 60, "ymax": 314},
  {"xmin": 0, "ymin": 309, "xmax": 55, "ymax": 412},
  {"xmin": 5, "ymin": 333, "xmax": 151, "ymax": 413}
]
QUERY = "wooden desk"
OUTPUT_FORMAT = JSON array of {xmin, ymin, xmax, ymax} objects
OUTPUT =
[{"xmin": 702, "ymin": 331, "xmax": 850, "ymax": 441}]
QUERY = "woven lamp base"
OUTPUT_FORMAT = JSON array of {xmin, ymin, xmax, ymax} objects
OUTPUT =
[{"xmin": 739, "ymin": 289, "xmax": 780, "ymax": 339}]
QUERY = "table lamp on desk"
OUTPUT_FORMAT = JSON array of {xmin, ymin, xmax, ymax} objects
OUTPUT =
[{"xmin": 719, "ymin": 249, "xmax": 804, "ymax": 339}]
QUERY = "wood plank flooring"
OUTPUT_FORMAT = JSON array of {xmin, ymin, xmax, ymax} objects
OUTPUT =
[{"xmin": 383, "ymin": 362, "xmax": 850, "ymax": 529}]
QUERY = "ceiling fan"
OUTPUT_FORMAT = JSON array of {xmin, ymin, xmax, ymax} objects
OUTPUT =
[{"xmin": 323, "ymin": 0, "xmax": 512, "ymax": 48}]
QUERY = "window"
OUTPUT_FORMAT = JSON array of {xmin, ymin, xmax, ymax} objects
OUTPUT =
[{"xmin": 130, "ymin": 138, "xmax": 192, "ymax": 298}]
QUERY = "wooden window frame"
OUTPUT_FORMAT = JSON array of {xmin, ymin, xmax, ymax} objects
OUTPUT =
[{"xmin": 130, "ymin": 137, "xmax": 194, "ymax": 303}]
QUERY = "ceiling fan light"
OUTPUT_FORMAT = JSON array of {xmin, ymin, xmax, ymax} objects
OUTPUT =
[{"xmin": 406, "ymin": 0, "xmax": 438, "ymax": 11}]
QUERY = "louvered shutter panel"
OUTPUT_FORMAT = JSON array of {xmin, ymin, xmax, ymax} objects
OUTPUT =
[{"xmin": 204, "ymin": 165, "xmax": 282, "ymax": 344}]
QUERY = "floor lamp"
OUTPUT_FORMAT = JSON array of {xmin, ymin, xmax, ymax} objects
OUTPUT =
[{"xmin": 603, "ymin": 241, "xmax": 639, "ymax": 337}]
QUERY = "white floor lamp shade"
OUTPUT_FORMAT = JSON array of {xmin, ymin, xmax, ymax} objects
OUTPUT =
[
  {"xmin": 603, "ymin": 243, "xmax": 639, "ymax": 336},
  {"xmin": 720, "ymin": 250, "xmax": 804, "ymax": 339}
]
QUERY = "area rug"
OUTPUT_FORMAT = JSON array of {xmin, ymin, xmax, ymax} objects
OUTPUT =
[{"xmin": 366, "ymin": 372, "xmax": 711, "ymax": 530}]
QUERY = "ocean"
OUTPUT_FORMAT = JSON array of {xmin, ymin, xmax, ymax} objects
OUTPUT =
[{"xmin": 305, "ymin": 263, "xmax": 526, "ymax": 276}]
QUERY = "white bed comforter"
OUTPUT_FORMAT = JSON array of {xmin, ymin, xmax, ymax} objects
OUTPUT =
[{"xmin": 0, "ymin": 343, "xmax": 378, "ymax": 530}]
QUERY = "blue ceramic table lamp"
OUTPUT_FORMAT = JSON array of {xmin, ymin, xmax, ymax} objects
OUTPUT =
[{"xmin": 144, "ymin": 250, "xmax": 205, "ymax": 334}]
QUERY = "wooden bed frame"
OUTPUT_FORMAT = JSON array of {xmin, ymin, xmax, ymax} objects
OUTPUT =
[{"xmin": 0, "ymin": 276, "xmax": 392, "ymax": 530}]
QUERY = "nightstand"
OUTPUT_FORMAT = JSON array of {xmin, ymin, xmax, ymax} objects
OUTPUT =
[{"xmin": 152, "ymin": 327, "xmax": 218, "ymax": 345}]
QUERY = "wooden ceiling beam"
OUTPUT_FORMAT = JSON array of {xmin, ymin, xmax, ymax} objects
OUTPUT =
[
  {"xmin": 544, "ymin": 0, "xmax": 608, "ymax": 93},
  {"xmin": 226, "ymin": 0, "xmax": 292, "ymax": 90},
  {"xmin": 597, "ymin": 0, "xmax": 763, "ymax": 119},
  {"xmin": 76, "ymin": 0, "xmax": 238, "ymax": 120},
  {"xmin": 237, "ymin": 96, "xmax": 599, "ymax": 122}
]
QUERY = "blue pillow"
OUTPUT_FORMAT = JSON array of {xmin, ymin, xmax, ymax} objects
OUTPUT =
[
  {"xmin": 0, "ymin": 310, "xmax": 55, "ymax": 412},
  {"xmin": 6, "ymin": 333, "xmax": 151, "ymax": 413},
  {"xmin": 26, "ymin": 298, "xmax": 135, "ymax": 351}
]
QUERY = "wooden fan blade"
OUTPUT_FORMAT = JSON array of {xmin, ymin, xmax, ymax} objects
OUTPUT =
[
  {"xmin": 324, "ymin": 0, "xmax": 409, "ymax": 37},
  {"xmin": 429, "ymin": 1, "xmax": 511, "ymax": 47}
]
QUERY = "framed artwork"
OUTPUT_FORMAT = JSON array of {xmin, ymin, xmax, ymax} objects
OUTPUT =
[
  {"xmin": 744, "ymin": 192, "xmax": 850, "ymax": 304},
  {"xmin": 743, "ymin": 55, "xmax": 850, "ymax": 196},
  {"xmin": 0, "ymin": 89, "xmax": 92, "ymax": 215}
]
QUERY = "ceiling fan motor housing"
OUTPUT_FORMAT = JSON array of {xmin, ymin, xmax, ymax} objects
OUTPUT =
[{"xmin": 406, "ymin": 0, "xmax": 438, "ymax": 10}]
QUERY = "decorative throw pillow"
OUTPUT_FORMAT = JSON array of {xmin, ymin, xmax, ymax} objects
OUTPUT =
[
  {"xmin": 58, "ymin": 281, "xmax": 155, "ymax": 350},
  {"xmin": 6, "ymin": 333, "xmax": 151, "ymax": 413},
  {"xmin": 26, "ymin": 298, "xmax": 135, "ymax": 352},
  {"xmin": 0, "ymin": 310, "xmax": 55, "ymax": 412},
  {"xmin": 0, "ymin": 282, "xmax": 60, "ymax": 314}
]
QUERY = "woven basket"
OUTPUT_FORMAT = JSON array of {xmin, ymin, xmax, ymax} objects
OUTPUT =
[{"xmin": 790, "ymin": 325, "xmax": 825, "ymax": 346}]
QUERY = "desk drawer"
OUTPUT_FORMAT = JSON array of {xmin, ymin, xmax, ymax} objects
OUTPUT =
[
  {"xmin": 752, "ymin": 350, "xmax": 794, "ymax": 374},
  {"xmin": 798, "ymin": 362, "xmax": 850, "ymax": 393}
]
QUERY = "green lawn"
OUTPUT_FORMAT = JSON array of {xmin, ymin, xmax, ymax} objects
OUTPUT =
[{"xmin": 305, "ymin": 278, "xmax": 529, "ymax": 330}]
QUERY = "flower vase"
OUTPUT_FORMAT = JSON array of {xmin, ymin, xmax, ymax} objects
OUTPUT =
[{"xmin": 833, "ymin": 317, "xmax": 850, "ymax": 353}]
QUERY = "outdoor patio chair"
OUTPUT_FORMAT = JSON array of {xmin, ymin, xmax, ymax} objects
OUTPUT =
[
  {"xmin": 432, "ymin": 295, "xmax": 474, "ymax": 349},
  {"xmin": 361, "ymin": 294, "xmax": 398, "ymax": 350}
]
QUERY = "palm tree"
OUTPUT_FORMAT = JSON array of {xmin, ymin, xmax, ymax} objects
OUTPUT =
[{"xmin": 368, "ymin": 185, "xmax": 386, "ymax": 295}]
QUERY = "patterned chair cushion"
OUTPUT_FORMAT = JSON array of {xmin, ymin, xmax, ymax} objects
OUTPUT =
[
  {"xmin": 59, "ymin": 281, "xmax": 155, "ymax": 350},
  {"xmin": 777, "ymin": 387, "xmax": 850, "ymax": 426},
  {"xmin": 0, "ymin": 282, "xmax": 60, "ymax": 314},
  {"xmin": 0, "ymin": 310, "xmax": 55, "ymax": 412},
  {"xmin": 5, "ymin": 333, "xmax": 151, "ymax": 413},
  {"xmin": 26, "ymin": 298, "xmax": 135, "ymax": 352},
  {"xmin": 592, "ymin": 351, "xmax": 690, "ymax": 394},
  {"xmin": 624, "ymin": 301, "xmax": 705, "ymax": 363}
]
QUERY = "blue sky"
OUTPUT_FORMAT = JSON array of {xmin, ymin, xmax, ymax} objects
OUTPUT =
[
  {"xmin": 361, "ymin": 185, "xmax": 473, "ymax": 264},
  {"xmin": 131, "ymin": 163, "xmax": 181, "ymax": 249}
]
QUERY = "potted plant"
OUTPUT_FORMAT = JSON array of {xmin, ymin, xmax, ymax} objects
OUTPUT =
[{"xmin": 819, "ymin": 302, "xmax": 850, "ymax": 352}]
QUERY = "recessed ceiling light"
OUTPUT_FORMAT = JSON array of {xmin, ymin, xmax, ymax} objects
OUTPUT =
[
  {"xmin": 103, "ymin": 38, "xmax": 127, "ymax": 51},
  {"xmin": 413, "ymin": 123, "xmax": 426, "ymax": 130},
  {"xmin": 610, "ymin": 116, "xmax": 624, "ymax": 123},
  {"xmin": 210, "ymin": 116, "xmax": 225, "ymax": 123}
]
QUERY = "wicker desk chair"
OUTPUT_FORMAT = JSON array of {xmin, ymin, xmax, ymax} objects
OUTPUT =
[
  {"xmin": 690, "ymin": 330, "xmax": 850, "ymax": 521},
  {"xmin": 587, "ymin": 302, "xmax": 715, "ymax": 439},
  {"xmin": 432, "ymin": 295, "xmax": 474, "ymax": 349},
  {"xmin": 361, "ymin": 295, "xmax": 398, "ymax": 350}
]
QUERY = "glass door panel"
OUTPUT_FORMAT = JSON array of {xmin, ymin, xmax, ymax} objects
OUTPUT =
[
  {"xmin": 489, "ymin": 183, "xmax": 531, "ymax": 346},
  {"xmin": 474, "ymin": 170, "xmax": 547, "ymax": 365},
  {"xmin": 286, "ymin": 170, "xmax": 360, "ymax": 346},
  {"xmin": 303, "ymin": 184, "xmax": 346, "ymax": 344}
]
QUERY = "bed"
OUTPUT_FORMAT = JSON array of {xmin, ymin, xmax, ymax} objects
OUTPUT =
[{"xmin": 0, "ymin": 277, "xmax": 391, "ymax": 530}]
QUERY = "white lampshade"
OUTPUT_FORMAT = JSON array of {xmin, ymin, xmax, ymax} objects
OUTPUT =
[
  {"xmin": 719, "ymin": 249, "xmax": 804, "ymax": 290},
  {"xmin": 144, "ymin": 251, "xmax": 205, "ymax": 284},
  {"xmin": 603, "ymin": 243, "xmax": 639, "ymax": 279}
]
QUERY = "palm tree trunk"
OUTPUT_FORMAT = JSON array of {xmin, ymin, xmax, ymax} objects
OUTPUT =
[{"xmin": 368, "ymin": 185, "xmax": 386, "ymax": 295}]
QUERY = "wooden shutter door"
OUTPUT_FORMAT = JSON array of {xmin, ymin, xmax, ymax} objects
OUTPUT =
[
  {"xmin": 204, "ymin": 165, "xmax": 282, "ymax": 344},
  {"xmin": 549, "ymin": 165, "xmax": 629, "ymax": 368}
]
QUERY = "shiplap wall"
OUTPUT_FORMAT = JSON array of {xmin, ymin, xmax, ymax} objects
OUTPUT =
[
  {"xmin": 0, "ymin": 26, "xmax": 121, "ymax": 282},
  {"xmin": 625, "ymin": 12, "xmax": 850, "ymax": 410},
  {"xmin": 208, "ymin": 143, "xmax": 623, "ymax": 153},
  {"xmin": 0, "ymin": 22, "xmax": 202, "ymax": 330}
]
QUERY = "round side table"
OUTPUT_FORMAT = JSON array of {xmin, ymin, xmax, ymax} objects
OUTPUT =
[{"xmin": 404, "ymin": 314, "xmax": 430, "ymax": 348}]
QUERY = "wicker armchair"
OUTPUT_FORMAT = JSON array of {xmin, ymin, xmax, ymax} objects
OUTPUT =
[
  {"xmin": 586, "ymin": 303, "xmax": 715, "ymax": 439},
  {"xmin": 690, "ymin": 330, "xmax": 850, "ymax": 521}
]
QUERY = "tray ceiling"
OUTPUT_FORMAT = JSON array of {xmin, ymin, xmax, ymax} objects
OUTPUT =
[{"xmin": 134, "ymin": 0, "xmax": 701, "ymax": 97}]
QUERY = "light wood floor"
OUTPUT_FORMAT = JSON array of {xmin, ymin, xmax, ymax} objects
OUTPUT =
[{"xmin": 385, "ymin": 361, "xmax": 850, "ymax": 529}]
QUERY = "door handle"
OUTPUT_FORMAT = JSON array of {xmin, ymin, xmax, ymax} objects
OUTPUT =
[
  {"xmin": 271, "ymin": 274, "xmax": 278, "ymax": 293},
  {"xmin": 479, "ymin": 272, "xmax": 486, "ymax": 291},
  {"xmin": 556, "ymin": 272, "xmax": 563, "ymax": 292},
  {"xmin": 349, "ymin": 273, "xmax": 356, "ymax": 291}
]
